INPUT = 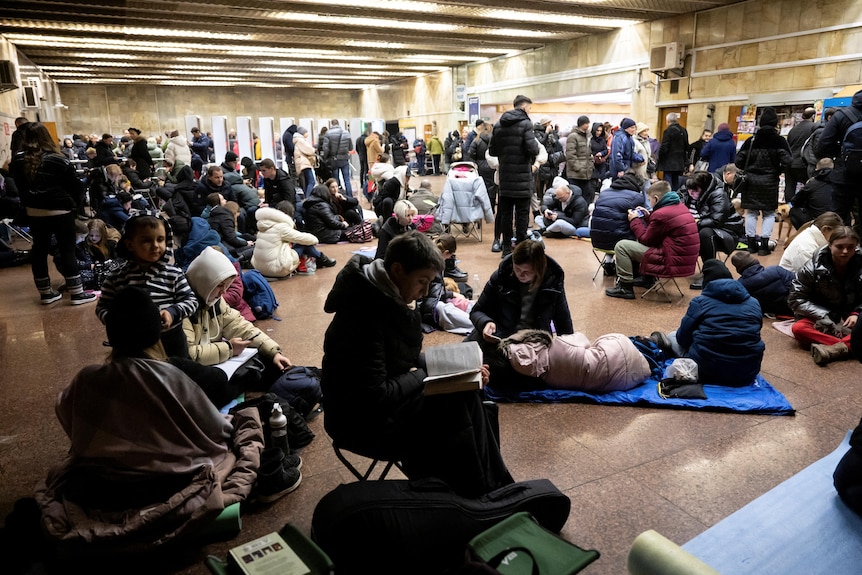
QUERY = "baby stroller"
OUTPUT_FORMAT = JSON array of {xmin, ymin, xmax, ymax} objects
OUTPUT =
[{"xmin": 435, "ymin": 162, "xmax": 494, "ymax": 242}]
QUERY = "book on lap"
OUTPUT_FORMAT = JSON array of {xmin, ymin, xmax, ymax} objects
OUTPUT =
[{"xmin": 423, "ymin": 341, "xmax": 483, "ymax": 395}]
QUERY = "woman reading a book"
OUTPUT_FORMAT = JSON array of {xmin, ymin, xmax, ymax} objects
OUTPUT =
[
  {"xmin": 321, "ymin": 230, "xmax": 513, "ymax": 497},
  {"xmin": 469, "ymin": 239, "xmax": 574, "ymax": 389}
]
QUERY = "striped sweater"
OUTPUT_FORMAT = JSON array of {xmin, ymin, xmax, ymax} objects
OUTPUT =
[{"xmin": 96, "ymin": 253, "xmax": 198, "ymax": 326}]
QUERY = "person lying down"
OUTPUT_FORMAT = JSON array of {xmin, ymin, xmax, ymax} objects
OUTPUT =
[{"xmin": 498, "ymin": 329, "xmax": 651, "ymax": 394}]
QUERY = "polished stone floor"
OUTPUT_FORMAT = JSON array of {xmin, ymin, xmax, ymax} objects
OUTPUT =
[{"xmin": 1, "ymin": 178, "xmax": 860, "ymax": 573}]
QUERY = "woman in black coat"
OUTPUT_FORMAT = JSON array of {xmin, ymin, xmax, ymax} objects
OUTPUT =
[
  {"xmin": 590, "ymin": 122, "xmax": 610, "ymax": 186},
  {"xmin": 470, "ymin": 239, "xmax": 573, "ymax": 388},
  {"xmin": 10, "ymin": 122, "xmax": 95, "ymax": 305},
  {"xmin": 735, "ymin": 107, "xmax": 792, "ymax": 255},
  {"xmin": 303, "ymin": 183, "xmax": 348, "ymax": 244},
  {"xmin": 681, "ymin": 170, "xmax": 743, "ymax": 265}
]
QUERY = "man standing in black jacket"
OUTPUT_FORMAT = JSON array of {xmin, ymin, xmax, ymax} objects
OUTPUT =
[
  {"xmin": 785, "ymin": 107, "xmax": 817, "ymax": 202},
  {"xmin": 816, "ymin": 89, "xmax": 862, "ymax": 234},
  {"xmin": 489, "ymin": 95, "xmax": 541, "ymax": 257}
]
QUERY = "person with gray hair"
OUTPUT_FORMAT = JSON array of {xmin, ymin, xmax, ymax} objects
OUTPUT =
[{"xmin": 657, "ymin": 112, "xmax": 689, "ymax": 191}]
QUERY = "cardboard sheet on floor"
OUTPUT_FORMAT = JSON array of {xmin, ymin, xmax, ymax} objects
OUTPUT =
[
  {"xmin": 484, "ymin": 367, "xmax": 794, "ymax": 415},
  {"xmin": 683, "ymin": 432, "xmax": 862, "ymax": 574}
]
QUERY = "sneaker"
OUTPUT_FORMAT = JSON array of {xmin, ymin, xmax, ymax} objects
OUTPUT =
[
  {"xmin": 689, "ymin": 279, "xmax": 703, "ymax": 290},
  {"xmin": 295, "ymin": 256, "xmax": 314, "ymax": 275},
  {"xmin": 261, "ymin": 447, "xmax": 303, "ymax": 471},
  {"xmin": 70, "ymin": 291, "xmax": 98, "ymax": 305},
  {"xmin": 256, "ymin": 457, "xmax": 302, "ymax": 503},
  {"xmin": 491, "ymin": 239, "xmax": 502, "ymax": 253},
  {"xmin": 40, "ymin": 291, "xmax": 62, "ymax": 305}
]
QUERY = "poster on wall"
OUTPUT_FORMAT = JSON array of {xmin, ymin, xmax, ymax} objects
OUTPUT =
[
  {"xmin": 468, "ymin": 96, "xmax": 480, "ymax": 126},
  {"xmin": 0, "ymin": 112, "xmax": 15, "ymax": 169}
]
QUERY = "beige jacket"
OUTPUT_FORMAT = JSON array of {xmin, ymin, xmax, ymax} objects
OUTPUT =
[{"xmin": 294, "ymin": 132, "xmax": 317, "ymax": 172}]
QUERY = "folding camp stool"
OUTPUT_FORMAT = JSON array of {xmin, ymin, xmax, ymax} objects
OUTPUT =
[
  {"xmin": 332, "ymin": 440, "xmax": 404, "ymax": 481},
  {"xmin": 591, "ymin": 248, "xmax": 616, "ymax": 281},
  {"xmin": 448, "ymin": 220, "xmax": 482, "ymax": 242},
  {"xmin": 1, "ymin": 219, "xmax": 32, "ymax": 246},
  {"xmin": 641, "ymin": 276, "xmax": 686, "ymax": 303}
]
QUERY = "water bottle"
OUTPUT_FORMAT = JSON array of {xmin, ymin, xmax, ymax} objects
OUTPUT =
[
  {"xmin": 472, "ymin": 273, "xmax": 480, "ymax": 287},
  {"xmin": 269, "ymin": 403, "xmax": 290, "ymax": 455}
]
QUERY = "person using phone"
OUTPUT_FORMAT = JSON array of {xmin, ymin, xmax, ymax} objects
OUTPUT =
[
  {"xmin": 605, "ymin": 181, "xmax": 700, "ymax": 299},
  {"xmin": 533, "ymin": 177, "xmax": 590, "ymax": 239}
]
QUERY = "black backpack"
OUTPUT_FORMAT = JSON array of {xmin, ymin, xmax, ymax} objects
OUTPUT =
[{"xmin": 841, "ymin": 108, "xmax": 862, "ymax": 177}]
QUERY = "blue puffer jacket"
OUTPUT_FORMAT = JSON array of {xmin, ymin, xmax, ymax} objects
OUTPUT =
[
  {"xmin": 97, "ymin": 196, "xmax": 130, "ymax": 230},
  {"xmin": 700, "ymin": 129, "xmax": 737, "ymax": 173},
  {"xmin": 676, "ymin": 279, "xmax": 764, "ymax": 387},
  {"xmin": 737, "ymin": 263, "xmax": 794, "ymax": 316},
  {"xmin": 588, "ymin": 174, "xmax": 648, "ymax": 250}
]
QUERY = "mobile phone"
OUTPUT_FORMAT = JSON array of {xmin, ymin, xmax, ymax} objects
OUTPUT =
[{"xmin": 488, "ymin": 334, "xmax": 502, "ymax": 343}]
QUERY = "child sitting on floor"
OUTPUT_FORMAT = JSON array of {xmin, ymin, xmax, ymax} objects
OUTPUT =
[{"xmin": 418, "ymin": 233, "xmax": 475, "ymax": 335}]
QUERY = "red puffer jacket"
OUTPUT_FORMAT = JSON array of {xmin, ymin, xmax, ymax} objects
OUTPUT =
[{"xmin": 630, "ymin": 197, "xmax": 699, "ymax": 278}]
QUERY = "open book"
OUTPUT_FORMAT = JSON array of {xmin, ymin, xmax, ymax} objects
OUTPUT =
[{"xmin": 423, "ymin": 341, "xmax": 483, "ymax": 396}]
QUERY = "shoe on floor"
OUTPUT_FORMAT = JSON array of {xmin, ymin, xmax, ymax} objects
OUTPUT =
[
  {"xmin": 40, "ymin": 291, "xmax": 62, "ymax": 305},
  {"xmin": 256, "ymin": 459, "xmax": 302, "ymax": 503},
  {"xmin": 70, "ymin": 291, "xmax": 98, "ymax": 305},
  {"xmin": 317, "ymin": 253, "xmax": 337, "ymax": 268},
  {"xmin": 689, "ymin": 279, "xmax": 703, "ymax": 290},
  {"xmin": 649, "ymin": 331, "xmax": 676, "ymax": 358},
  {"xmin": 491, "ymin": 239, "xmax": 502, "ymax": 253},
  {"xmin": 605, "ymin": 282, "xmax": 635, "ymax": 300},
  {"xmin": 811, "ymin": 342, "xmax": 850, "ymax": 366}
]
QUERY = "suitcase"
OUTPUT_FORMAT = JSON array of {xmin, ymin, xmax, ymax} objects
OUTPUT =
[{"xmin": 310, "ymin": 478, "xmax": 571, "ymax": 575}]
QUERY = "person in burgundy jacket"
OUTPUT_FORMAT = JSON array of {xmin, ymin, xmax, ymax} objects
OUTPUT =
[{"xmin": 605, "ymin": 180, "xmax": 700, "ymax": 299}]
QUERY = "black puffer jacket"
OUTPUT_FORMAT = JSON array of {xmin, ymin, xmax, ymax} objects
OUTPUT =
[
  {"xmin": 590, "ymin": 123, "xmax": 609, "ymax": 180},
  {"xmin": 467, "ymin": 130, "xmax": 494, "ymax": 184},
  {"xmin": 489, "ymin": 108, "xmax": 540, "ymax": 198},
  {"xmin": 10, "ymin": 152, "xmax": 84, "ymax": 212},
  {"xmin": 207, "ymin": 205, "xmax": 246, "ymax": 249},
  {"xmin": 816, "ymin": 90, "xmax": 862, "ymax": 185},
  {"xmin": 418, "ymin": 272, "xmax": 455, "ymax": 327},
  {"xmin": 263, "ymin": 168, "xmax": 296, "ymax": 207},
  {"xmin": 470, "ymin": 254, "xmax": 573, "ymax": 340},
  {"xmin": 303, "ymin": 195, "xmax": 343, "ymax": 244},
  {"xmin": 681, "ymin": 173, "xmax": 742, "ymax": 240},
  {"xmin": 735, "ymin": 128, "xmax": 792, "ymax": 211},
  {"xmin": 788, "ymin": 245, "xmax": 862, "ymax": 322},
  {"xmin": 321, "ymin": 255, "xmax": 426, "ymax": 444},
  {"xmin": 791, "ymin": 167, "xmax": 834, "ymax": 222},
  {"xmin": 540, "ymin": 185, "xmax": 588, "ymax": 228},
  {"xmin": 535, "ymin": 126, "xmax": 564, "ymax": 182}
]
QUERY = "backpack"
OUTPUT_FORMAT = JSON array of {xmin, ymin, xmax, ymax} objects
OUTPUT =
[
  {"xmin": 269, "ymin": 365, "xmax": 323, "ymax": 419},
  {"xmin": 841, "ymin": 108, "xmax": 862, "ymax": 177},
  {"xmin": 241, "ymin": 269, "xmax": 279, "ymax": 320},
  {"xmin": 800, "ymin": 131, "xmax": 818, "ymax": 173}
]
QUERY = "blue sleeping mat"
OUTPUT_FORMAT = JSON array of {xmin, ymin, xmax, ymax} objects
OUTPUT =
[
  {"xmin": 484, "ymin": 361, "xmax": 794, "ymax": 415},
  {"xmin": 683, "ymin": 432, "xmax": 862, "ymax": 574}
]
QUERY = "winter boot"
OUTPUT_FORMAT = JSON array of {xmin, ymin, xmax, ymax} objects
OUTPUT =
[
  {"xmin": 757, "ymin": 237, "xmax": 770, "ymax": 256},
  {"xmin": 317, "ymin": 253, "xmax": 337, "ymax": 268},
  {"xmin": 605, "ymin": 280, "xmax": 635, "ymax": 300},
  {"xmin": 747, "ymin": 236, "xmax": 759, "ymax": 254},
  {"xmin": 444, "ymin": 257, "xmax": 468, "ymax": 280},
  {"xmin": 811, "ymin": 341, "xmax": 851, "ymax": 366}
]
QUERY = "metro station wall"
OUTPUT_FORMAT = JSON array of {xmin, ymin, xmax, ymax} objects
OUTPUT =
[{"xmin": 59, "ymin": 84, "xmax": 359, "ymax": 139}]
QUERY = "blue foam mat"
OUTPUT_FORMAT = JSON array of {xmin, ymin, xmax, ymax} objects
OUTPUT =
[
  {"xmin": 484, "ymin": 362, "xmax": 794, "ymax": 415},
  {"xmin": 683, "ymin": 432, "xmax": 862, "ymax": 574}
]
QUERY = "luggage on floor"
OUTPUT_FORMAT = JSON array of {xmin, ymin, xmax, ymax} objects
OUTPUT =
[{"xmin": 310, "ymin": 477, "xmax": 571, "ymax": 575}]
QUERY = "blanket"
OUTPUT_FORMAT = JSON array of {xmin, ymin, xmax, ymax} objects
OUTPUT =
[
  {"xmin": 683, "ymin": 432, "xmax": 862, "ymax": 573},
  {"xmin": 485, "ymin": 359, "xmax": 794, "ymax": 415}
]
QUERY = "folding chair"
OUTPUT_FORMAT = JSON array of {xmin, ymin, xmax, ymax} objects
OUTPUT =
[
  {"xmin": 591, "ymin": 248, "xmax": 616, "ymax": 281},
  {"xmin": 1, "ymin": 219, "xmax": 32, "ymax": 245},
  {"xmin": 641, "ymin": 276, "xmax": 686, "ymax": 303},
  {"xmin": 448, "ymin": 220, "xmax": 482, "ymax": 242},
  {"xmin": 332, "ymin": 440, "xmax": 404, "ymax": 481}
]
